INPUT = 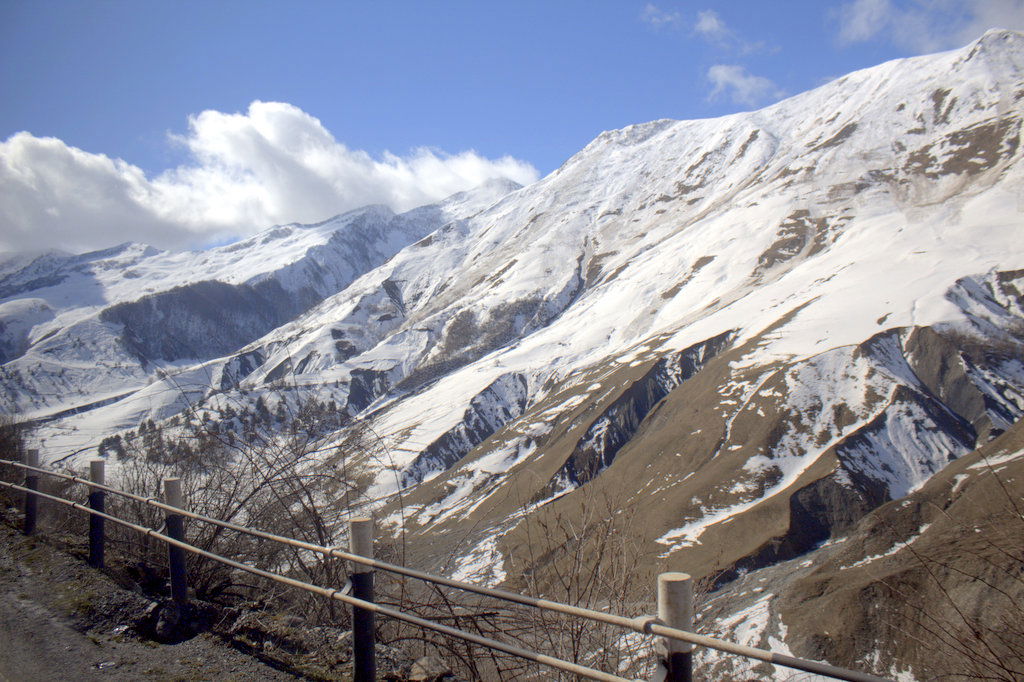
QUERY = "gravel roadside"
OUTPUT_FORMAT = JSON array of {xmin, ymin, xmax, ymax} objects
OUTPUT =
[{"xmin": 0, "ymin": 512, "xmax": 303, "ymax": 681}]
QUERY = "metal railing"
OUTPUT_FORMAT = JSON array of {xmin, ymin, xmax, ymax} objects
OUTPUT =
[{"xmin": 0, "ymin": 454, "xmax": 892, "ymax": 682}]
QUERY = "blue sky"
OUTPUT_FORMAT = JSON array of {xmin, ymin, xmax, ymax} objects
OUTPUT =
[{"xmin": 2, "ymin": 0, "xmax": 1023, "ymax": 253}]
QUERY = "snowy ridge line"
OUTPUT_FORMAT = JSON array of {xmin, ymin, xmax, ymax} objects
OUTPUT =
[
  {"xmin": 6, "ymin": 31, "xmax": 1023, "ymax": 679},
  {"xmin": 2, "ymin": 458, "xmax": 891, "ymax": 682},
  {"xmin": 10, "ymin": 29, "xmax": 1024, "ymax": 473}
]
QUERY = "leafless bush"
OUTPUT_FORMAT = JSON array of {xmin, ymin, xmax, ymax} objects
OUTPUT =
[
  {"xmin": 100, "ymin": 393, "xmax": 377, "ymax": 625},
  {"xmin": 375, "ymin": 487, "xmax": 661, "ymax": 680},
  {"xmin": 0, "ymin": 414, "xmax": 91, "ymax": 542},
  {"xmin": 0, "ymin": 412, "xmax": 26, "ymax": 460},
  {"xmin": 376, "ymin": 576, "xmax": 531, "ymax": 679},
  {"xmin": 510, "ymin": 489, "xmax": 659, "ymax": 679},
  {"xmin": 0, "ymin": 413, "xmax": 25, "ymax": 503}
]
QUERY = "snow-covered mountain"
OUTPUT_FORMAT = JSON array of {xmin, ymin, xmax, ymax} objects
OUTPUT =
[
  {"xmin": 2, "ymin": 29, "xmax": 1024, "ymax": 677},
  {"xmin": 0, "ymin": 178, "xmax": 518, "ymax": 420}
]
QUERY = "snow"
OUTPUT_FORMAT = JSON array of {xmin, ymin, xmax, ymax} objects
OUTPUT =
[
  {"xmin": 2, "ymin": 32, "xmax": 1023, "ymax": 604},
  {"xmin": 697, "ymin": 591, "xmax": 834, "ymax": 681},
  {"xmin": 720, "ymin": 592, "xmax": 774, "ymax": 649},
  {"xmin": 839, "ymin": 393, "xmax": 973, "ymax": 499},
  {"xmin": 844, "ymin": 523, "xmax": 933, "ymax": 569},
  {"xmin": 657, "ymin": 345, "xmax": 901, "ymax": 553},
  {"xmin": 367, "ymin": 363, "xmax": 509, "ymax": 496},
  {"xmin": 412, "ymin": 439, "xmax": 538, "ymax": 527},
  {"xmin": 968, "ymin": 447, "xmax": 1024, "ymax": 470},
  {"xmin": 1, "ymin": 185, "xmax": 507, "ymax": 424},
  {"xmin": 448, "ymin": 532, "xmax": 507, "ymax": 586}
]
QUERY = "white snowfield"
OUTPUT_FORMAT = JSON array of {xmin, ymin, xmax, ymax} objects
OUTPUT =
[
  {"xmin": 346, "ymin": 29, "xmax": 1024, "ymax": 524},
  {"xmin": 0, "ymin": 31, "xmax": 1022, "ymax": 587},
  {"xmin": 0, "ymin": 179, "xmax": 517, "ymax": 421}
]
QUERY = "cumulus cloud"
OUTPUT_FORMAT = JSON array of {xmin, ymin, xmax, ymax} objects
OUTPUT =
[
  {"xmin": 640, "ymin": 3, "xmax": 683, "ymax": 28},
  {"xmin": 0, "ymin": 101, "xmax": 539, "ymax": 254},
  {"xmin": 707, "ymin": 65, "xmax": 785, "ymax": 106},
  {"xmin": 837, "ymin": 0, "xmax": 1024, "ymax": 53}
]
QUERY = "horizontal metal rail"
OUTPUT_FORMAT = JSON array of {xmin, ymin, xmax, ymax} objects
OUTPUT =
[
  {"xmin": 0, "ymin": 477, "xmax": 633, "ymax": 682},
  {"xmin": 0, "ymin": 459, "xmax": 892, "ymax": 682}
]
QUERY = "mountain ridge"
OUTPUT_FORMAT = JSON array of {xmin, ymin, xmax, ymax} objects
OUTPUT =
[{"xmin": 2, "ymin": 30, "xmax": 1024, "ymax": 678}]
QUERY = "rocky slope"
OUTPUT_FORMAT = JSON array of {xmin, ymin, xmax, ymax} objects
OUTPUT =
[{"xmin": 696, "ymin": 414, "xmax": 1023, "ymax": 680}]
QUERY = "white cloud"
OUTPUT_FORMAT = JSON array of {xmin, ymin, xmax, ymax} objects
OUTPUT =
[
  {"xmin": 695, "ymin": 9, "xmax": 731, "ymax": 42},
  {"xmin": 641, "ymin": 3, "xmax": 683, "ymax": 28},
  {"xmin": 838, "ymin": 0, "xmax": 896, "ymax": 44},
  {"xmin": 837, "ymin": 0, "xmax": 1024, "ymax": 53},
  {"xmin": 0, "ymin": 101, "xmax": 539, "ymax": 254},
  {"xmin": 692, "ymin": 8, "xmax": 773, "ymax": 54},
  {"xmin": 707, "ymin": 65, "xmax": 785, "ymax": 107},
  {"xmin": 957, "ymin": 0, "xmax": 1024, "ymax": 43}
]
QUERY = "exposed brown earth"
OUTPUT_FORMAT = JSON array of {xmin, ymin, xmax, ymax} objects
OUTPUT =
[
  {"xmin": 0, "ymin": 503, "xmax": 446, "ymax": 681},
  {"xmin": 698, "ymin": 419, "xmax": 1024, "ymax": 679},
  {"xmin": 0, "ymin": 510, "xmax": 301, "ymax": 681},
  {"xmin": 780, "ymin": 419, "xmax": 1024, "ymax": 679}
]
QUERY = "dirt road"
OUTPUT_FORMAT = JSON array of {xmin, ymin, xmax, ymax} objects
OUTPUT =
[{"xmin": 0, "ymin": 517, "xmax": 299, "ymax": 681}]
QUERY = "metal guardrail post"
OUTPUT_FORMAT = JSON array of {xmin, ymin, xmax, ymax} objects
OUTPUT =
[
  {"xmin": 23, "ymin": 449, "xmax": 39, "ymax": 535},
  {"xmin": 659, "ymin": 572, "xmax": 694, "ymax": 682},
  {"xmin": 163, "ymin": 478, "xmax": 189, "ymax": 605},
  {"xmin": 88, "ymin": 460, "xmax": 105, "ymax": 568},
  {"xmin": 350, "ymin": 517, "xmax": 376, "ymax": 682}
]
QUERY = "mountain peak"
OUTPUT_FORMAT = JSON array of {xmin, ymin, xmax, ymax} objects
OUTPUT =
[
  {"xmin": 478, "ymin": 176, "xmax": 523, "ymax": 193},
  {"xmin": 976, "ymin": 27, "xmax": 1023, "ymax": 45},
  {"xmin": 68, "ymin": 241, "xmax": 160, "ymax": 264},
  {"xmin": 591, "ymin": 119, "xmax": 677, "ymax": 150},
  {"xmin": 957, "ymin": 27, "xmax": 1024, "ymax": 70}
]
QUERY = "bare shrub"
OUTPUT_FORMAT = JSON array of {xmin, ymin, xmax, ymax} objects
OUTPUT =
[
  {"xmin": 375, "ymin": 487, "xmax": 661, "ymax": 681},
  {"xmin": 0, "ymin": 413, "xmax": 26, "ymax": 504},
  {"xmin": 102, "ymin": 393, "xmax": 376, "ymax": 626},
  {"xmin": 509, "ymin": 490, "xmax": 658, "ymax": 679}
]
